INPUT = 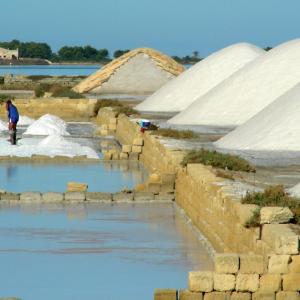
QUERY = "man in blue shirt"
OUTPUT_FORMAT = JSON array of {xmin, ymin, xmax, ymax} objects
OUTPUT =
[{"xmin": 6, "ymin": 100, "xmax": 19, "ymax": 145}]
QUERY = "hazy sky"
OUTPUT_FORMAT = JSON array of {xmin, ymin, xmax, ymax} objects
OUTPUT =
[{"xmin": 1, "ymin": 0, "xmax": 300, "ymax": 57}]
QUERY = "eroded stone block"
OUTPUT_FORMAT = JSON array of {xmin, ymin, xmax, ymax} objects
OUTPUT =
[
  {"xmin": 240, "ymin": 255, "xmax": 264, "ymax": 274},
  {"xmin": 252, "ymin": 292, "xmax": 275, "ymax": 300},
  {"xmin": 282, "ymin": 273, "xmax": 300, "ymax": 291},
  {"xmin": 268, "ymin": 255, "xmax": 290, "ymax": 274},
  {"xmin": 154, "ymin": 289, "xmax": 177, "ymax": 300},
  {"xmin": 64, "ymin": 192, "xmax": 86, "ymax": 202},
  {"xmin": 276, "ymin": 291, "xmax": 300, "ymax": 300},
  {"xmin": 236, "ymin": 273, "xmax": 259, "ymax": 292},
  {"xmin": 213, "ymin": 273, "xmax": 235, "ymax": 291},
  {"xmin": 113, "ymin": 192, "xmax": 134, "ymax": 202},
  {"xmin": 230, "ymin": 292, "xmax": 251, "ymax": 300},
  {"xmin": 215, "ymin": 253, "xmax": 239, "ymax": 274},
  {"xmin": 133, "ymin": 192, "xmax": 154, "ymax": 201},
  {"xmin": 85, "ymin": 192, "xmax": 112, "ymax": 202},
  {"xmin": 42, "ymin": 192, "xmax": 64, "ymax": 202},
  {"xmin": 20, "ymin": 192, "xmax": 41, "ymax": 202},
  {"xmin": 188, "ymin": 271, "xmax": 214, "ymax": 292},
  {"xmin": 67, "ymin": 182, "xmax": 88, "ymax": 192},
  {"xmin": 178, "ymin": 290, "xmax": 203, "ymax": 300},
  {"xmin": 259, "ymin": 274, "xmax": 281, "ymax": 292}
]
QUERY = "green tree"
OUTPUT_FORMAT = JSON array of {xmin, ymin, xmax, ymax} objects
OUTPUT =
[{"xmin": 113, "ymin": 49, "xmax": 130, "ymax": 58}]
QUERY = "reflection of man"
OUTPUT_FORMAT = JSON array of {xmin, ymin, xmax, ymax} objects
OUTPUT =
[{"xmin": 6, "ymin": 100, "xmax": 19, "ymax": 145}]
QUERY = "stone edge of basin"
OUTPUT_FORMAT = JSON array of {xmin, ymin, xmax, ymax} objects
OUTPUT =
[{"xmin": 0, "ymin": 191, "xmax": 175, "ymax": 203}]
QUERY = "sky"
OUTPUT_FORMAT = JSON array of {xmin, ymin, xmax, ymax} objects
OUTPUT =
[{"xmin": 1, "ymin": 0, "xmax": 300, "ymax": 57}]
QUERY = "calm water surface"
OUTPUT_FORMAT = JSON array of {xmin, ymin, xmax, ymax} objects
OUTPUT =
[
  {"xmin": 0, "ymin": 161, "xmax": 147, "ymax": 193},
  {"xmin": 0, "ymin": 65, "xmax": 101, "ymax": 76},
  {"xmin": 0, "ymin": 203, "xmax": 213, "ymax": 300}
]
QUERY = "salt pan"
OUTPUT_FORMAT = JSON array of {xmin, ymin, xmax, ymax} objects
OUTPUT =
[
  {"xmin": 136, "ymin": 43, "xmax": 264, "ymax": 113},
  {"xmin": 169, "ymin": 39, "xmax": 300, "ymax": 127}
]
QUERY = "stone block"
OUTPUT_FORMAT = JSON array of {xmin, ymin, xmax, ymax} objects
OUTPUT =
[
  {"xmin": 236, "ymin": 273, "xmax": 259, "ymax": 292},
  {"xmin": 161, "ymin": 173, "xmax": 176, "ymax": 184},
  {"xmin": 276, "ymin": 291, "xmax": 300, "ymax": 300},
  {"xmin": 149, "ymin": 173, "xmax": 161, "ymax": 183},
  {"xmin": 1, "ymin": 193, "xmax": 20, "ymax": 201},
  {"xmin": 120, "ymin": 152, "xmax": 129, "ymax": 160},
  {"xmin": 268, "ymin": 255, "xmax": 291, "ymax": 274},
  {"xmin": 240, "ymin": 255, "xmax": 264, "ymax": 274},
  {"xmin": 289, "ymin": 255, "xmax": 300, "ymax": 273},
  {"xmin": 215, "ymin": 253, "xmax": 239, "ymax": 274},
  {"xmin": 100, "ymin": 129, "xmax": 108, "ymax": 136},
  {"xmin": 148, "ymin": 182, "xmax": 161, "ymax": 194},
  {"xmin": 178, "ymin": 290, "xmax": 203, "ymax": 300},
  {"xmin": 235, "ymin": 204, "xmax": 260, "ymax": 226},
  {"xmin": 213, "ymin": 273, "xmax": 235, "ymax": 291},
  {"xmin": 109, "ymin": 117, "xmax": 117, "ymax": 124},
  {"xmin": 108, "ymin": 123, "xmax": 117, "ymax": 131},
  {"xmin": 135, "ymin": 183, "xmax": 146, "ymax": 192},
  {"xmin": 64, "ymin": 192, "xmax": 86, "ymax": 202},
  {"xmin": 20, "ymin": 192, "xmax": 41, "ymax": 202},
  {"xmin": 67, "ymin": 182, "xmax": 88, "ymax": 192},
  {"xmin": 260, "ymin": 207, "xmax": 294, "ymax": 224},
  {"xmin": 113, "ymin": 192, "xmax": 134, "ymax": 202},
  {"xmin": 103, "ymin": 152, "xmax": 112, "ymax": 160},
  {"xmin": 101, "ymin": 124, "xmax": 108, "ymax": 130},
  {"xmin": 160, "ymin": 183, "xmax": 175, "ymax": 193},
  {"xmin": 252, "ymin": 292, "xmax": 275, "ymax": 300},
  {"xmin": 85, "ymin": 192, "xmax": 112, "ymax": 202},
  {"xmin": 203, "ymin": 292, "xmax": 231, "ymax": 300},
  {"xmin": 133, "ymin": 192, "xmax": 154, "ymax": 201},
  {"xmin": 282, "ymin": 273, "xmax": 300, "ymax": 291},
  {"xmin": 230, "ymin": 292, "xmax": 251, "ymax": 300},
  {"xmin": 188, "ymin": 271, "xmax": 214, "ymax": 292},
  {"xmin": 259, "ymin": 274, "xmax": 281, "ymax": 292},
  {"xmin": 133, "ymin": 138, "xmax": 144, "ymax": 146},
  {"xmin": 132, "ymin": 145, "xmax": 142, "ymax": 153},
  {"xmin": 262, "ymin": 224, "xmax": 299, "ymax": 255},
  {"xmin": 155, "ymin": 192, "xmax": 175, "ymax": 201},
  {"xmin": 122, "ymin": 145, "xmax": 132, "ymax": 153},
  {"xmin": 154, "ymin": 289, "xmax": 177, "ymax": 300},
  {"xmin": 42, "ymin": 192, "xmax": 64, "ymax": 202},
  {"xmin": 129, "ymin": 152, "xmax": 139, "ymax": 160}
]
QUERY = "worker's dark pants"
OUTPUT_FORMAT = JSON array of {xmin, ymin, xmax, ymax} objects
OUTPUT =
[{"xmin": 8, "ymin": 123, "xmax": 17, "ymax": 145}]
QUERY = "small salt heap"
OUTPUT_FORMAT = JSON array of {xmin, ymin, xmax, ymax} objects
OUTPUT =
[
  {"xmin": 18, "ymin": 116, "xmax": 35, "ymax": 126},
  {"xmin": 24, "ymin": 114, "xmax": 70, "ymax": 136}
]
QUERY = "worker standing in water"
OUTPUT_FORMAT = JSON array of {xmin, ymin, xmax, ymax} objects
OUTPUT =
[{"xmin": 6, "ymin": 100, "xmax": 19, "ymax": 145}]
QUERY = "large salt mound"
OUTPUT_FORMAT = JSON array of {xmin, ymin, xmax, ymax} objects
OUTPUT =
[
  {"xmin": 18, "ymin": 115, "xmax": 35, "ymax": 126},
  {"xmin": 215, "ymin": 83, "xmax": 300, "ymax": 151},
  {"xmin": 24, "ymin": 114, "xmax": 70, "ymax": 136},
  {"xmin": 288, "ymin": 183, "xmax": 300, "ymax": 197},
  {"xmin": 0, "ymin": 135, "xmax": 98, "ymax": 159},
  {"xmin": 135, "ymin": 43, "xmax": 264, "ymax": 113},
  {"xmin": 169, "ymin": 39, "xmax": 300, "ymax": 127}
]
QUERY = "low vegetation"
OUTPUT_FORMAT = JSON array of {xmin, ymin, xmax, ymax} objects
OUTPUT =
[
  {"xmin": 181, "ymin": 149, "xmax": 256, "ymax": 172},
  {"xmin": 242, "ymin": 185, "xmax": 300, "ymax": 226},
  {"xmin": 34, "ymin": 84, "xmax": 84, "ymax": 99},
  {"xmin": 153, "ymin": 128, "xmax": 199, "ymax": 139},
  {"xmin": 114, "ymin": 106, "xmax": 138, "ymax": 117},
  {"xmin": 95, "ymin": 99, "xmax": 137, "ymax": 117},
  {"xmin": 0, "ymin": 94, "xmax": 15, "ymax": 103}
]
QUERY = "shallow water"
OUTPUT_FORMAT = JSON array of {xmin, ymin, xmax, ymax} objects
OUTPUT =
[
  {"xmin": 0, "ymin": 203, "xmax": 213, "ymax": 300},
  {"xmin": 0, "ymin": 65, "xmax": 101, "ymax": 76},
  {"xmin": 0, "ymin": 160, "xmax": 147, "ymax": 193}
]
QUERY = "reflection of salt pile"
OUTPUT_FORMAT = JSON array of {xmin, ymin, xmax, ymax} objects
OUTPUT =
[
  {"xmin": 169, "ymin": 39, "xmax": 300, "ymax": 126},
  {"xmin": 0, "ymin": 135, "xmax": 98, "ymax": 159},
  {"xmin": 0, "ymin": 120, "xmax": 7, "ymax": 131},
  {"xmin": 136, "ymin": 43, "xmax": 264, "ymax": 113},
  {"xmin": 24, "ymin": 114, "xmax": 70, "ymax": 136},
  {"xmin": 215, "ymin": 83, "xmax": 300, "ymax": 151},
  {"xmin": 18, "ymin": 116, "xmax": 35, "ymax": 126}
]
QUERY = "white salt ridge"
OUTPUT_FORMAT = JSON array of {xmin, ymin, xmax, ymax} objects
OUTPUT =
[
  {"xmin": 18, "ymin": 115, "xmax": 35, "ymax": 126},
  {"xmin": 215, "ymin": 83, "xmax": 300, "ymax": 151},
  {"xmin": 169, "ymin": 39, "xmax": 300, "ymax": 126},
  {"xmin": 288, "ymin": 183, "xmax": 300, "ymax": 198},
  {"xmin": 24, "ymin": 114, "xmax": 70, "ymax": 136},
  {"xmin": 135, "ymin": 43, "xmax": 264, "ymax": 113},
  {"xmin": 0, "ymin": 135, "xmax": 99, "ymax": 159}
]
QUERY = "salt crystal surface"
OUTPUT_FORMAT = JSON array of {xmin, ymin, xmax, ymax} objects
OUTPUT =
[
  {"xmin": 0, "ymin": 135, "xmax": 98, "ymax": 159},
  {"xmin": 18, "ymin": 116, "xmax": 35, "ymax": 126},
  {"xmin": 215, "ymin": 83, "xmax": 300, "ymax": 151},
  {"xmin": 0, "ymin": 120, "xmax": 7, "ymax": 131},
  {"xmin": 169, "ymin": 39, "xmax": 300, "ymax": 126},
  {"xmin": 288, "ymin": 183, "xmax": 300, "ymax": 197},
  {"xmin": 135, "ymin": 43, "xmax": 264, "ymax": 113},
  {"xmin": 24, "ymin": 114, "xmax": 70, "ymax": 136}
]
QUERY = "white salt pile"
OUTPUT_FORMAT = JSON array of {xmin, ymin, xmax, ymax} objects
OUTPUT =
[
  {"xmin": 169, "ymin": 39, "xmax": 300, "ymax": 127},
  {"xmin": 18, "ymin": 115, "xmax": 35, "ymax": 126},
  {"xmin": 0, "ymin": 120, "xmax": 7, "ymax": 131},
  {"xmin": 0, "ymin": 135, "xmax": 98, "ymax": 159},
  {"xmin": 24, "ymin": 114, "xmax": 70, "ymax": 136},
  {"xmin": 135, "ymin": 43, "xmax": 264, "ymax": 113},
  {"xmin": 215, "ymin": 83, "xmax": 300, "ymax": 151},
  {"xmin": 288, "ymin": 183, "xmax": 300, "ymax": 198}
]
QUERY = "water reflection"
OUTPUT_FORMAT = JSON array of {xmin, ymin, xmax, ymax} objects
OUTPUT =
[{"xmin": 0, "ymin": 203, "xmax": 213, "ymax": 300}]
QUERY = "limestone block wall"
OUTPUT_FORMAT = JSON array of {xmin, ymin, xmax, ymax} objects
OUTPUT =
[{"xmin": 0, "ymin": 98, "xmax": 99, "ymax": 121}]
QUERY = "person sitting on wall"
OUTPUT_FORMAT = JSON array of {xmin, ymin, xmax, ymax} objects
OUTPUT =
[{"xmin": 6, "ymin": 100, "xmax": 19, "ymax": 145}]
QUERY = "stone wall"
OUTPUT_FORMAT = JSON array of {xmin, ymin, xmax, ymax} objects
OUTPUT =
[{"xmin": 0, "ymin": 98, "xmax": 100, "ymax": 121}]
